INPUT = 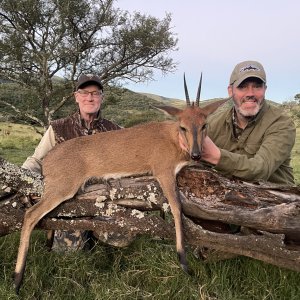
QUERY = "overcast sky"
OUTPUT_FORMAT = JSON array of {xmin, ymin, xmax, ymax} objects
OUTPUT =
[{"xmin": 117, "ymin": 0, "xmax": 300, "ymax": 103}]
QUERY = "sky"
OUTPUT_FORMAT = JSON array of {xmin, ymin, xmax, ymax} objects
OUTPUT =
[{"xmin": 116, "ymin": 0, "xmax": 300, "ymax": 103}]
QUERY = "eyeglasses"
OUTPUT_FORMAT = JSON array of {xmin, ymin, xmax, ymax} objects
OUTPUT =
[{"xmin": 77, "ymin": 90, "xmax": 102, "ymax": 97}]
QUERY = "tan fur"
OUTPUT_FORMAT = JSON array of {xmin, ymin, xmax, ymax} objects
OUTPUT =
[{"xmin": 14, "ymin": 100, "xmax": 227, "ymax": 292}]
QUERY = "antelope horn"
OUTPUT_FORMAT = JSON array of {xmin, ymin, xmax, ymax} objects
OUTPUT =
[
  {"xmin": 195, "ymin": 72, "xmax": 202, "ymax": 107},
  {"xmin": 183, "ymin": 73, "xmax": 191, "ymax": 106}
]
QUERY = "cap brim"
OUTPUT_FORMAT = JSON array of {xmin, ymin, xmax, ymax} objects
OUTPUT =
[
  {"xmin": 77, "ymin": 81, "xmax": 103, "ymax": 90},
  {"xmin": 233, "ymin": 74, "xmax": 266, "ymax": 87}
]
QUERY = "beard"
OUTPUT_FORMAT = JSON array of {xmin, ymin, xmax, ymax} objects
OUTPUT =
[{"xmin": 234, "ymin": 96, "xmax": 264, "ymax": 119}]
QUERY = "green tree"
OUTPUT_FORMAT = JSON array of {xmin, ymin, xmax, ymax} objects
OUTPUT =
[{"xmin": 0, "ymin": 0, "xmax": 177, "ymax": 128}]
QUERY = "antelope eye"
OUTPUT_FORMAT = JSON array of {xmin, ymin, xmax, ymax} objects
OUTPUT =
[
  {"xmin": 202, "ymin": 123, "xmax": 207, "ymax": 130},
  {"xmin": 180, "ymin": 126, "xmax": 186, "ymax": 132}
]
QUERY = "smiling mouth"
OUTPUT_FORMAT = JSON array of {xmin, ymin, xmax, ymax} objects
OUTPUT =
[
  {"xmin": 241, "ymin": 100, "xmax": 259, "ymax": 107},
  {"xmin": 243, "ymin": 98, "xmax": 257, "ymax": 103}
]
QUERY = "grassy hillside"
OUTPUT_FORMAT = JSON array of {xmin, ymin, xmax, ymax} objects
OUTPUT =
[
  {"xmin": 0, "ymin": 122, "xmax": 41, "ymax": 165},
  {"xmin": 140, "ymin": 92, "xmax": 186, "ymax": 108},
  {"xmin": 100, "ymin": 88, "xmax": 166, "ymax": 127}
]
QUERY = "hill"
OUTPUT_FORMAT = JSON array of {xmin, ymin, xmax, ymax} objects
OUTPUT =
[
  {"xmin": 101, "ymin": 88, "xmax": 234, "ymax": 127},
  {"xmin": 100, "ymin": 88, "xmax": 167, "ymax": 127},
  {"xmin": 140, "ymin": 92, "xmax": 186, "ymax": 108}
]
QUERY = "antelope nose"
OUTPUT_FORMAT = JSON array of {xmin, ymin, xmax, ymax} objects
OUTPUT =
[{"xmin": 191, "ymin": 152, "xmax": 201, "ymax": 161}]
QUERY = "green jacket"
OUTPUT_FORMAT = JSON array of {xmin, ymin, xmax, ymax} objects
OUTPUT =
[{"xmin": 206, "ymin": 100, "xmax": 296, "ymax": 185}]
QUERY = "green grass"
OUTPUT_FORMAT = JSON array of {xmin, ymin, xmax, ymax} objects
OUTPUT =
[
  {"xmin": 291, "ymin": 128, "xmax": 300, "ymax": 184},
  {"xmin": 1, "ymin": 232, "xmax": 299, "ymax": 300},
  {"xmin": 0, "ymin": 122, "xmax": 42, "ymax": 165},
  {"xmin": 0, "ymin": 122, "xmax": 300, "ymax": 299}
]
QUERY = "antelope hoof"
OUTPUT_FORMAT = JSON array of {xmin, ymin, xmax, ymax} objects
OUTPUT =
[
  {"xmin": 14, "ymin": 272, "xmax": 22, "ymax": 295},
  {"xmin": 178, "ymin": 252, "xmax": 189, "ymax": 274},
  {"xmin": 180, "ymin": 262, "xmax": 189, "ymax": 274}
]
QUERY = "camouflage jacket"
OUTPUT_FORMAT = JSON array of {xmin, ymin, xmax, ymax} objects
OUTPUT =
[
  {"xmin": 22, "ymin": 111, "xmax": 121, "ymax": 174},
  {"xmin": 51, "ymin": 111, "xmax": 121, "ymax": 143}
]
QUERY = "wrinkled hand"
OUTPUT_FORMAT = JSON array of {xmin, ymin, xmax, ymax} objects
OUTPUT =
[{"xmin": 201, "ymin": 136, "xmax": 221, "ymax": 165}]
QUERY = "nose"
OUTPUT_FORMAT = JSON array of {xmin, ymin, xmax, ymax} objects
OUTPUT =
[
  {"xmin": 191, "ymin": 151, "xmax": 201, "ymax": 161},
  {"xmin": 191, "ymin": 132, "xmax": 202, "ymax": 161},
  {"xmin": 245, "ymin": 86, "xmax": 255, "ymax": 96}
]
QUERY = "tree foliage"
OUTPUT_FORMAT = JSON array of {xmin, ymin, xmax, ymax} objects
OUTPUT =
[{"xmin": 0, "ymin": 0, "xmax": 178, "ymax": 128}]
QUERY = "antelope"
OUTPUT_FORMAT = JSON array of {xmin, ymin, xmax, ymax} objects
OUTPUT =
[{"xmin": 14, "ymin": 74, "xmax": 227, "ymax": 292}]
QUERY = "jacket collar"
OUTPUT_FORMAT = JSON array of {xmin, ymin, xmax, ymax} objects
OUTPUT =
[{"xmin": 75, "ymin": 110, "xmax": 102, "ymax": 129}]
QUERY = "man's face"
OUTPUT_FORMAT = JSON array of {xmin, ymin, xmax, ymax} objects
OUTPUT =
[
  {"xmin": 228, "ymin": 78, "xmax": 267, "ymax": 118},
  {"xmin": 74, "ymin": 84, "xmax": 103, "ymax": 116}
]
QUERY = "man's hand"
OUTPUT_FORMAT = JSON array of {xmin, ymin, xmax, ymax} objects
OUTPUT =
[{"xmin": 201, "ymin": 136, "xmax": 221, "ymax": 165}]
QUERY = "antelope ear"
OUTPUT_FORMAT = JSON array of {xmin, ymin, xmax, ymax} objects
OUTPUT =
[
  {"xmin": 202, "ymin": 98, "xmax": 229, "ymax": 116},
  {"xmin": 151, "ymin": 105, "xmax": 183, "ymax": 117}
]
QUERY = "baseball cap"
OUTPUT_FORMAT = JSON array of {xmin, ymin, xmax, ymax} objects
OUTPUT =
[
  {"xmin": 229, "ymin": 60, "xmax": 266, "ymax": 87},
  {"xmin": 76, "ymin": 74, "xmax": 103, "ymax": 90}
]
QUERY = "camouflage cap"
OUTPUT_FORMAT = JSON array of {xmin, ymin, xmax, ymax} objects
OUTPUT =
[
  {"xmin": 76, "ymin": 74, "xmax": 103, "ymax": 90},
  {"xmin": 229, "ymin": 60, "xmax": 266, "ymax": 87}
]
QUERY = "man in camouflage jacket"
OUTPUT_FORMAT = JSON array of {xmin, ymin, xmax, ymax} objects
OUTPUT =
[{"xmin": 22, "ymin": 74, "xmax": 121, "ymax": 250}]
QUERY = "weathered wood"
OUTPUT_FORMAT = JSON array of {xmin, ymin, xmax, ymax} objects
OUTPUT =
[
  {"xmin": 0, "ymin": 157, "xmax": 43, "ymax": 195},
  {"xmin": 184, "ymin": 217, "xmax": 300, "ymax": 272},
  {"xmin": 1, "ymin": 157, "xmax": 300, "ymax": 272}
]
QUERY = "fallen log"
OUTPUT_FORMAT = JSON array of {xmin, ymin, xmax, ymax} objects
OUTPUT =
[{"xmin": 1, "ymin": 157, "xmax": 300, "ymax": 272}]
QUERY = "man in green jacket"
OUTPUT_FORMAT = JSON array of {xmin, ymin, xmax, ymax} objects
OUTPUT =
[{"xmin": 202, "ymin": 60, "xmax": 296, "ymax": 185}]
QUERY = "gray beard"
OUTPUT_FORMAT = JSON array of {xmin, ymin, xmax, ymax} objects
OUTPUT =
[{"xmin": 235, "ymin": 98, "xmax": 264, "ymax": 119}]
